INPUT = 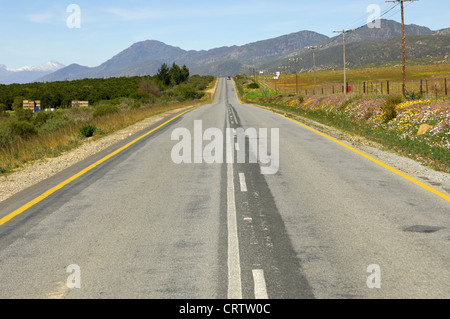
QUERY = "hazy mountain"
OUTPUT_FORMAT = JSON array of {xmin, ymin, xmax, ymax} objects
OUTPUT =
[
  {"xmin": 0, "ymin": 61, "xmax": 64, "ymax": 84},
  {"xmin": 263, "ymin": 33, "xmax": 450, "ymax": 73},
  {"xmin": 435, "ymin": 27, "xmax": 450, "ymax": 35},
  {"xmin": 320, "ymin": 19, "xmax": 434, "ymax": 50},
  {"xmin": 39, "ymin": 64, "xmax": 92, "ymax": 82},
  {"xmin": 40, "ymin": 31, "xmax": 328, "ymax": 81},
  {"xmin": 37, "ymin": 19, "xmax": 448, "ymax": 82}
]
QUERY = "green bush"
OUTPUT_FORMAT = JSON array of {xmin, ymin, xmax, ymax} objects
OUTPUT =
[
  {"xmin": 246, "ymin": 83, "xmax": 260, "ymax": 89},
  {"xmin": 7, "ymin": 120, "xmax": 37, "ymax": 138},
  {"xmin": 405, "ymin": 91, "xmax": 423, "ymax": 101},
  {"xmin": 382, "ymin": 95, "xmax": 403, "ymax": 123},
  {"xmin": 92, "ymin": 104, "xmax": 119, "ymax": 118},
  {"xmin": 14, "ymin": 108, "xmax": 34, "ymax": 122},
  {"xmin": 79, "ymin": 124, "xmax": 97, "ymax": 138},
  {"xmin": 33, "ymin": 111, "xmax": 55, "ymax": 127},
  {"xmin": 0, "ymin": 125, "xmax": 13, "ymax": 148},
  {"xmin": 173, "ymin": 85, "xmax": 204, "ymax": 101}
]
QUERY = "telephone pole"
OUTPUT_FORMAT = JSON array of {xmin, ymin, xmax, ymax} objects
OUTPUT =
[
  {"xmin": 333, "ymin": 29, "xmax": 355, "ymax": 94},
  {"xmin": 289, "ymin": 57, "xmax": 301, "ymax": 95},
  {"xmin": 278, "ymin": 65, "xmax": 288, "ymax": 95},
  {"xmin": 386, "ymin": 0, "xmax": 418, "ymax": 95},
  {"xmin": 306, "ymin": 46, "xmax": 321, "ymax": 95}
]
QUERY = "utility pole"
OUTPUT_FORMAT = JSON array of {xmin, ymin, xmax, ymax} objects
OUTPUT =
[
  {"xmin": 306, "ymin": 46, "xmax": 321, "ymax": 95},
  {"xmin": 333, "ymin": 29, "xmax": 355, "ymax": 94},
  {"xmin": 289, "ymin": 58, "xmax": 302, "ymax": 95},
  {"xmin": 259, "ymin": 70, "xmax": 267, "ymax": 97},
  {"xmin": 279, "ymin": 65, "xmax": 288, "ymax": 95},
  {"xmin": 386, "ymin": 0, "xmax": 418, "ymax": 95}
]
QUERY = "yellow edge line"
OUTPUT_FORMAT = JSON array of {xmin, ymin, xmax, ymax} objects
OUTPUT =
[
  {"xmin": 0, "ymin": 104, "xmax": 204, "ymax": 227},
  {"xmin": 279, "ymin": 113, "xmax": 450, "ymax": 202}
]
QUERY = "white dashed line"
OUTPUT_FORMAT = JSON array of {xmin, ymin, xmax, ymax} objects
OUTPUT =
[
  {"xmin": 252, "ymin": 269, "xmax": 269, "ymax": 299},
  {"xmin": 239, "ymin": 173, "xmax": 247, "ymax": 192}
]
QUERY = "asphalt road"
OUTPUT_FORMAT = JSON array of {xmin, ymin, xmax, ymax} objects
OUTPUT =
[{"xmin": 0, "ymin": 78, "xmax": 448, "ymax": 299}]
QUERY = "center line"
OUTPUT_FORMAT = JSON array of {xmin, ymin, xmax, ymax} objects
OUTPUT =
[
  {"xmin": 227, "ymin": 163, "xmax": 242, "ymax": 299},
  {"xmin": 252, "ymin": 269, "xmax": 269, "ymax": 299},
  {"xmin": 227, "ymin": 105, "xmax": 243, "ymax": 300},
  {"xmin": 239, "ymin": 173, "xmax": 248, "ymax": 192}
]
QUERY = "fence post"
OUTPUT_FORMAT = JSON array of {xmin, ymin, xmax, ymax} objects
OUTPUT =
[
  {"xmin": 387, "ymin": 81, "xmax": 390, "ymax": 95},
  {"xmin": 363, "ymin": 82, "xmax": 366, "ymax": 94},
  {"xmin": 420, "ymin": 80, "xmax": 423, "ymax": 96},
  {"xmin": 445, "ymin": 78, "xmax": 448, "ymax": 96},
  {"xmin": 426, "ymin": 80, "xmax": 428, "ymax": 95}
]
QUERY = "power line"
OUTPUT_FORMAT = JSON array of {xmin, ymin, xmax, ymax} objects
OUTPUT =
[
  {"xmin": 386, "ymin": 0, "xmax": 419, "ymax": 94},
  {"xmin": 339, "ymin": 2, "xmax": 400, "ymax": 31}
]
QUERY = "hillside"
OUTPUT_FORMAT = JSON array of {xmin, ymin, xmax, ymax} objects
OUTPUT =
[{"xmin": 263, "ymin": 33, "xmax": 450, "ymax": 73}]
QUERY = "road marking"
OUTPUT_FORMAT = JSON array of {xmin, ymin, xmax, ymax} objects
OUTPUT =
[
  {"xmin": 252, "ymin": 269, "xmax": 269, "ymax": 299},
  {"xmin": 227, "ymin": 163, "xmax": 243, "ymax": 299},
  {"xmin": 0, "ymin": 103, "xmax": 207, "ymax": 227},
  {"xmin": 238, "ymin": 100, "xmax": 450, "ymax": 202},
  {"xmin": 230, "ymin": 108, "xmax": 239, "ymax": 125},
  {"xmin": 239, "ymin": 173, "xmax": 248, "ymax": 192},
  {"xmin": 226, "ymin": 96, "xmax": 243, "ymax": 300}
]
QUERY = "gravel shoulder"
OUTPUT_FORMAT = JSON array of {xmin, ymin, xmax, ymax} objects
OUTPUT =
[{"xmin": 0, "ymin": 106, "xmax": 191, "ymax": 203}]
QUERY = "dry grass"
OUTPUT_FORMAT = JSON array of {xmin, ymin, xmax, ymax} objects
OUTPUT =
[{"xmin": 0, "ymin": 98, "xmax": 211, "ymax": 175}]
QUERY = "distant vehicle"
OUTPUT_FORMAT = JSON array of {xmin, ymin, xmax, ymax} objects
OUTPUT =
[{"xmin": 227, "ymin": 76, "xmax": 231, "ymax": 80}]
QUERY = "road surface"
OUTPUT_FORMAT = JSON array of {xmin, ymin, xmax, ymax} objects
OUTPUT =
[{"xmin": 0, "ymin": 78, "xmax": 448, "ymax": 299}]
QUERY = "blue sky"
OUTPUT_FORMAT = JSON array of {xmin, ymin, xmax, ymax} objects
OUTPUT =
[{"xmin": 0, "ymin": 0, "xmax": 448, "ymax": 69}]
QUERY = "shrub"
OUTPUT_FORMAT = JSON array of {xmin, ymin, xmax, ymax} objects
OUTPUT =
[
  {"xmin": 246, "ymin": 83, "xmax": 260, "ymax": 89},
  {"xmin": 7, "ymin": 120, "xmax": 37, "ymax": 138},
  {"xmin": 79, "ymin": 124, "xmax": 97, "ymax": 138},
  {"xmin": 405, "ymin": 91, "xmax": 423, "ymax": 101},
  {"xmin": 173, "ymin": 85, "xmax": 204, "ymax": 101},
  {"xmin": 92, "ymin": 104, "xmax": 119, "ymax": 118},
  {"xmin": 382, "ymin": 95, "xmax": 403, "ymax": 123},
  {"xmin": 33, "ymin": 111, "xmax": 55, "ymax": 127},
  {"xmin": 298, "ymin": 96, "xmax": 305, "ymax": 104},
  {"xmin": 14, "ymin": 108, "xmax": 34, "ymax": 122}
]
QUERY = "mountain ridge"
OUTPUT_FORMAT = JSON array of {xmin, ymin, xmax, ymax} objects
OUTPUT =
[{"xmin": 2, "ymin": 19, "xmax": 447, "ymax": 84}]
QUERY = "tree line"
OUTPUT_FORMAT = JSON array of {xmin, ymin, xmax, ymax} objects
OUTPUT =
[{"xmin": 0, "ymin": 63, "xmax": 203, "ymax": 111}]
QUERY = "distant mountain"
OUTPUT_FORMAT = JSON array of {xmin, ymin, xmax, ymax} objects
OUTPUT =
[
  {"xmin": 39, "ymin": 31, "xmax": 328, "ymax": 81},
  {"xmin": 321, "ymin": 19, "xmax": 434, "ymax": 50},
  {"xmin": 39, "ymin": 63, "xmax": 92, "ymax": 82},
  {"xmin": 0, "ymin": 61, "xmax": 64, "ymax": 84},
  {"xmin": 29, "ymin": 19, "xmax": 449, "ymax": 82},
  {"xmin": 263, "ymin": 33, "xmax": 450, "ymax": 73},
  {"xmin": 435, "ymin": 27, "xmax": 450, "ymax": 35}
]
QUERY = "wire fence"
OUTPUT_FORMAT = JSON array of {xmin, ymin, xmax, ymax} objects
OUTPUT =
[{"xmin": 264, "ymin": 78, "xmax": 449, "ymax": 98}]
